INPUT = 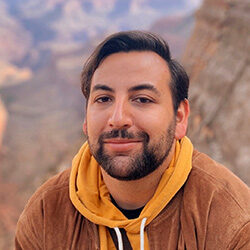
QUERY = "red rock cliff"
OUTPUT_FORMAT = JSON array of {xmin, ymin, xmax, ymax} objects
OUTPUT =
[{"xmin": 183, "ymin": 0, "xmax": 250, "ymax": 185}]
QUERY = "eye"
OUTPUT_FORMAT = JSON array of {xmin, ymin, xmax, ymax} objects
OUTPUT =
[
  {"xmin": 133, "ymin": 97, "xmax": 153, "ymax": 104},
  {"xmin": 95, "ymin": 96, "xmax": 112, "ymax": 103}
]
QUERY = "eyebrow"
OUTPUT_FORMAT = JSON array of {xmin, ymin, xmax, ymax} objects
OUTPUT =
[
  {"xmin": 92, "ymin": 83, "xmax": 160, "ymax": 96},
  {"xmin": 128, "ymin": 84, "xmax": 161, "ymax": 96},
  {"xmin": 92, "ymin": 84, "xmax": 114, "ymax": 93}
]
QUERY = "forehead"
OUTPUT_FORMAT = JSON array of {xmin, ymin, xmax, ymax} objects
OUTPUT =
[{"xmin": 91, "ymin": 51, "xmax": 171, "ymax": 92}]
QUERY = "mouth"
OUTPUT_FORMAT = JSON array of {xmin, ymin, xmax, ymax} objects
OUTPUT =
[{"xmin": 102, "ymin": 139, "xmax": 143, "ymax": 152}]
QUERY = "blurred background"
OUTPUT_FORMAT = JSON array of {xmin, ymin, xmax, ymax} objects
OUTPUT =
[{"xmin": 0, "ymin": 0, "xmax": 249, "ymax": 248}]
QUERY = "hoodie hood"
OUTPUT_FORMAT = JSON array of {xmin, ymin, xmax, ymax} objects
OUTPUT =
[{"xmin": 70, "ymin": 136, "xmax": 193, "ymax": 249}]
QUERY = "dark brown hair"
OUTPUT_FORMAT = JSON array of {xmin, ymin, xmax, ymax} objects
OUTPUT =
[{"xmin": 81, "ymin": 30, "xmax": 189, "ymax": 111}]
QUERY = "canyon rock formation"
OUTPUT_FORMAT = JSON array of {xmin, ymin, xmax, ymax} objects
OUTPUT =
[{"xmin": 183, "ymin": 0, "xmax": 250, "ymax": 185}]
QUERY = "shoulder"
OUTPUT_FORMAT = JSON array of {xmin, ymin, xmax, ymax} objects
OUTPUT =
[
  {"xmin": 21, "ymin": 168, "xmax": 71, "ymax": 213},
  {"xmin": 188, "ymin": 150, "xmax": 250, "ymax": 212},
  {"xmin": 182, "ymin": 150, "xmax": 250, "ymax": 248},
  {"xmin": 16, "ymin": 169, "xmax": 75, "ymax": 248},
  {"xmin": 185, "ymin": 149, "xmax": 250, "ymax": 214},
  {"xmin": 17, "ymin": 168, "xmax": 72, "ymax": 222}
]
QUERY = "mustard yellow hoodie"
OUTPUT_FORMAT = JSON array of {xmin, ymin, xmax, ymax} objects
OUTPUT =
[{"xmin": 70, "ymin": 136, "xmax": 193, "ymax": 249}]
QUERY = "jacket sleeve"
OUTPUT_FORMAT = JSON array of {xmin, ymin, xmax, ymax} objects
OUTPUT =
[
  {"xmin": 15, "ymin": 198, "xmax": 44, "ymax": 250},
  {"xmin": 227, "ymin": 222, "xmax": 250, "ymax": 250}
]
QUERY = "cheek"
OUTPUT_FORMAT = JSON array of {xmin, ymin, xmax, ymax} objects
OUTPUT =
[
  {"xmin": 134, "ymin": 111, "xmax": 175, "ymax": 145},
  {"xmin": 86, "ymin": 110, "xmax": 108, "ymax": 138},
  {"xmin": 134, "ymin": 109, "xmax": 172, "ymax": 131}
]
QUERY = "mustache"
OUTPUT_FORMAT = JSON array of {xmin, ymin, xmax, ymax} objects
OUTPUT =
[{"xmin": 98, "ymin": 129, "xmax": 149, "ymax": 143}]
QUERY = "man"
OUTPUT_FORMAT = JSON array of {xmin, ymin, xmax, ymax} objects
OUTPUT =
[{"xmin": 15, "ymin": 31, "xmax": 250, "ymax": 249}]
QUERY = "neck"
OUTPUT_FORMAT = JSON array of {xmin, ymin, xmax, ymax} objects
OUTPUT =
[{"xmin": 101, "ymin": 141, "xmax": 176, "ymax": 210}]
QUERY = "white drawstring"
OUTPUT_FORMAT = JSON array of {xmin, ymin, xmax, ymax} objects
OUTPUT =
[
  {"xmin": 113, "ymin": 217, "xmax": 147, "ymax": 250},
  {"xmin": 140, "ymin": 217, "xmax": 147, "ymax": 250},
  {"xmin": 114, "ymin": 227, "xmax": 123, "ymax": 250}
]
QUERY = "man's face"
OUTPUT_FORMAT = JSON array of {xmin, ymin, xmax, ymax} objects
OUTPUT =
[{"xmin": 85, "ymin": 51, "xmax": 177, "ymax": 180}]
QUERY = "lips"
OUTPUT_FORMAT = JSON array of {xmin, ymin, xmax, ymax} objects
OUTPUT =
[{"xmin": 103, "ymin": 139, "xmax": 142, "ymax": 152}]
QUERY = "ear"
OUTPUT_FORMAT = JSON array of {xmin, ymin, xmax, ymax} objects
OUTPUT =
[
  {"xmin": 175, "ymin": 99, "xmax": 190, "ymax": 140},
  {"xmin": 83, "ymin": 119, "xmax": 87, "ymax": 135}
]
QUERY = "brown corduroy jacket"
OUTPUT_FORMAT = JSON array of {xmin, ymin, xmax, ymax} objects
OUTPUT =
[{"xmin": 15, "ymin": 150, "xmax": 250, "ymax": 249}]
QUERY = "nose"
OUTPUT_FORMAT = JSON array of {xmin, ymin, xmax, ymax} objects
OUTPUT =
[{"xmin": 108, "ymin": 99, "xmax": 133, "ymax": 129}]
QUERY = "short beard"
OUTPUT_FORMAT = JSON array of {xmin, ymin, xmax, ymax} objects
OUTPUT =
[{"xmin": 88, "ymin": 122, "xmax": 175, "ymax": 181}]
